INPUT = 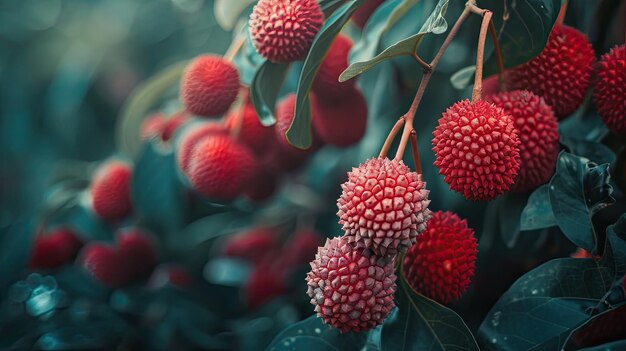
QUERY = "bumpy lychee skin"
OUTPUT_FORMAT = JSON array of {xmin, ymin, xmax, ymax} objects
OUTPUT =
[
  {"xmin": 186, "ymin": 135, "xmax": 257, "ymax": 200},
  {"xmin": 180, "ymin": 55, "xmax": 240, "ymax": 117},
  {"xmin": 91, "ymin": 161, "xmax": 133, "ymax": 221},
  {"xmin": 249, "ymin": 0, "xmax": 324, "ymax": 63},
  {"xmin": 594, "ymin": 45, "xmax": 626, "ymax": 135},
  {"xmin": 337, "ymin": 158, "xmax": 431, "ymax": 256},
  {"xmin": 312, "ymin": 34, "xmax": 355, "ymax": 101},
  {"xmin": 225, "ymin": 104, "xmax": 273, "ymax": 155},
  {"xmin": 177, "ymin": 122, "xmax": 228, "ymax": 174},
  {"xmin": 432, "ymin": 99, "xmax": 521, "ymax": 201},
  {"xmin": 506, "ymin": 24, "xmax": 595, "ymax": 118},
  {"xmin": 311, "ymin": 89, "xmax": 367, "ymax": 147},
  {"xmin": 485, "ymin": 90, "xmax": 559, "ymax": 192},
  {"xmin": 402, "ymin": 211, "xmax": 477, "ymax": 305},
  {"xmin": 30, "ymin": 228, "xmax": 83, "ymax": 269},
  {"xmin": 76, "ymin": 243, "xmax": 133, "ymax": 288},
  {"xmin": 306, "ymin": 237, "xmax": 396, "ymax": 333}
]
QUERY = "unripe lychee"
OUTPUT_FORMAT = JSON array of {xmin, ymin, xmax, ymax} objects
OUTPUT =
[
  {"xmin": 225, "ymin": 104, "xmax": 273, "ymax": 155},
  {"xmin": 306, "ymin": 237, "xmax": 396, "ymax": 333},
  {"xmin": 245, "ymin": 264, "xmax": 286, "ymax": 309},
  {"xmin": 432, "ymin": 99, "xmax": 521, "ymax": 201},
  {"xmin": 352, "ymin": 0, "xmax": 385, "ymax": 28},
  {"xmin": 187, "ymin": 135, "xmax": 257, "ymax": 200},
  {"xmin": 485, "ymin": 90, "xmax": 559, "ymax": 192},
  {"xmin": 275, "ymin": 93, "xmax": 323, "ymax": 154},
  {"xmin": 117, "ymin": 228, "xmax": 157, "ymax": 277},
  {"xmin": 311, "ymin": 89, "xmax": 367, "ymax": 147},
  {"xmin": 312, "ymin": 35, "xmax": 355, "ymax": 101},
  {"xmin": 177, "ymin": 122, "xmax": 228, "ymax": 174},
  {"xmin": 337, "ymin": 158, "xmax": 431, "ymax": 256},
  {"xmin": 76, "ymin": 243, "xmax": 133, "ymax": 288},
  {"xmin": 249, "ymin": 0, "xmax": 324, "ymax": 63},
  {"xmin": 402, "ymin": 211, "xmax": 477, "ymax": 305},
  {"xmin": 30, "ymin": 228, "xmax": 83, "ymax": 269},
  {"xmin": 90, "ymin": 161, "xmax": 133, "ymax": 221},
  {"xmin": 180, "ymin": 55, "xmax": 240, "ymax": 117},
  {"xmin": 223, "ymin": 227, "xmax": 278, "ymax": 264},
  {"xmin": 594, "ymin": 44, "xmax": 626, "ymax": 135},
  {"xmin": 506, "ymin": 24, "xmax": 595, "ymax": 118}
]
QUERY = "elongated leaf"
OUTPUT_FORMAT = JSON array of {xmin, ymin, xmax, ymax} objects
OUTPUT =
[
  {"xmin": 560, "ymin": 136, "xmax": 616, "ymax": 165},
  {"xmin": 340, "ymin": 0, "xmax": 449, "ymax": 82},
  {"xmin": 604, "ymin": 214, "xmax": 626, "ymax": 283},
  {"xmin": 214, "ymin": 0, "xmax": 253, "ymax": 31},
  {"xmin": 450, "ymin": 65, "xmax": 476, "ymax": 90},
  {"xmin": 286, "ymin": 0, "xmax": 366, "ymax": 148},
  {"xmin": 169, "ymin": 211, "xmax": 251, "ymax": 251},
  {"xmin": 250, "ymin": 60, "xmax": 289, "ymax": 126},
  {"xmin": 520, "ymin": 184, "xmax": 557, "ymax": 231}
]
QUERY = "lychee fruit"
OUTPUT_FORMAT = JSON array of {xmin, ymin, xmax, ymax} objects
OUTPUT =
[
  {"xmin": 180, "ymin": 55, "xmax": 240, "ymax": 117},
  {"xmin": 312, "ymin": 34, "xmax": 355, "ymax": 101},
  {"xmin": 402, "ymin": 211, "xmax": 477, "ymax": 305},
  {"xmin": 311, "ymin": 89, "xmax": 367, "ymax": 147},
  {"xmin": 306, "ymin": 237, "xmax": 396, "ymax": 333},
  {"xmin": 281, "ymin": 229, "xmax": 322, "ymax": 267},
  {"xmin": 225, "ymin": 103, "xmax": 273, "ymax": 155},
  {"xmin": 245, "ymin": 264, "xmax": 286, "ymax": 309},
  {"xmin": 177, "ymin": 122, "xmax": 228, "ymax": 174},
  {"xmin": 337, "ymin": 157, "xmax": 431, "ymax": 256},
  {"xmin": 90, "ymin": 161, "xmax": 133, "ymax": 221},
  {"xmin": 160, "ymin": 112, "xmax": 189, "ymax": 142},
  {"xmin": 485, "ymin": 90, "xmax": 559, "ymax": 192},
  {"xmin": 506, "ymin": 24, "xmax": 595, "ymax": 118},
  {"xmin": 432, "ymin": 99, "xmax": 521, "ymax": 201},
  {"xmin": 30, "ymin": 228, "xmax": 83, "ymax": 269},
  {"xmin": 352, "ymin": 0, "xmax": 385, "ymax": 28},
  {"xmin": 249, "ymin": 0, "xmax": 324, "ymax": 63},
  {"xmin": 117, "ymin": 228, "xmax": 157, "ymax": 277},
  {"xmin": 223, "ymin": 227, "xmax": 278, "ymax": 264},
  {"xmin": 76, "ymin": 243, "xmax": 133, "ymax": 288},
  {"xmin": 244, "ymin": 168, "xmax": 277, "ymax": 202},
  {"xmin": 140, "ymin": 113, "xmax": 167, "ymax": 141},
  {"xmin": 186, "ymin": 135, "xmax": 258, "ymax": 200},
  {"xmin": 149, "ymin": 263, "xmax": 192, "ymax": 289},
  {"xmin": 594, "ymin": 44, "xmax": 626, "ymax": 135},
  {"xmin": 274, "ymin": 93, "xmax": 323, "ymax": 154}
]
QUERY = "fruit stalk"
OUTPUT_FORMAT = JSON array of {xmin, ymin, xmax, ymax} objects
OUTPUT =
[
  {"xmin": 378, "ymin": 117, "xmax": 405, "ymax": 158},
  {"xmin": 471, "ymin": 10, "xmax": 493, "ymax": 101},
  {"xmin": 409, "ymin": 130, "xmax": 422, "ymax": 174},
  {"xmin": 230, "ymin": 88, "xmax": 250, "ymax": 139},
  {"xmin": 224, "ymin": 33, "xmax": 247, "ymax": 62}
]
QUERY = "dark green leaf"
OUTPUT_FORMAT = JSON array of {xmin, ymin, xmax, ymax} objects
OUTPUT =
[
  {"xmin": 0, "ymin": 222, "xmax": 33, "ymax": 291},
  {"xmin": 565, "ymin": 302, "xmax": 626, "ymax": 350},
  {"xmin": 233, "ymin": 35, "xmax": 265, "ymax": 86},
  {"xmin": 250, "ymin": 60, "xmax": 290, "ymax": 126},
  {"xmin": 498, "ymin": 192, "xmax": 531, "ymax": 248},
  {"xmin": 286, "ymin": 0, "xmax": 366, "ymax": 149},
  {"xmin": 560, "ymin": 136, "xmax": 616, "ymax": 166},
  {"xmin": 319, "ymin": 0, "xmax": 347, "ymax": 16},
  {"xmin": 169, "ymin": 211, "xmax": 251, "ymax": 251},
  {"xmin": 583, "ymin": 163, "xmax": 615, "ymax": 216},
  {"xmin": 450, "ymin": 65, "xmax": 476, "ymax": 90},
  {"xmin": 520, "ymin": 185, "xmax": 557, "ymax": 231},
  {"xmin": 604, "ymin": 214, "xmax": 626, "ymax": 283},
  {"xmin": 579, "ymin": 340, "xmax": 626, "ymax": 351}
]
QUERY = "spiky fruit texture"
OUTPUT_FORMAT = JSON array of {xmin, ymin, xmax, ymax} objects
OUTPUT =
[
  {"xmin": 245, "ymin": 264, "xmax": 286, "ymax": 309},
  {"xmin": 352, "ymin": 0, "xmax": 385, "ymax": 28},
  {"xmin": 225, "ymin": 104, "xmax": 273, "ymax": 155},
  {"xmin": 223, "ymin": 228, "xmax": 278, "ymax": 264},
  {"xmin": 117, "ymin": 228, "xmax": 157, "ymax": 277},
  {"xmin": 485, "ymin": 90, "xmax": 559, "ymax": 192},
  {"xmin": 177, "ymin": 122, "xmax": 228, "ymax": 174},
  {"xmin": 187, "ymin": 135, "xmax": 257, "ymax": 200},
  {"xmin": 249, "ymin": 0, "xmax": 323, "ymax": 63},
  {"xmin": 506, "ymin": 24, "xmax": 595, "ymax": 118},
  {"xmin": 77, "ymin": 243, "xmax": 133, "ymax": 288},
  {"xmin": 312, "ymin": 35, "xmax": 354, "ymax": 101},
  {"xmin": 594, "ymin": 44, "xmax": 626, "ymax": 135},
  {"xmin": 311, "ymin": 89, "xmax": 367, "ymax": 147},
  {"xmin": 91, "ymin": 161, "xmax": 133, "ymax": 221},
  {"xmin": 30, "ymin": 228, "xmax": 83, "ymax": 269},
  {"xmin": 275, "ymin": 93, "xmax": 322, "ymax": 154},
  {"xmin": 432, "ymin": 99, "xmax": 521, "ymax": 201},
  {"xmin": 306, "ymin": 237, "xmax": 396, "ymax": 333},
  {"xmin": 180, "ymin": 55, "xmax": 240, "ymax": 117},
  {"xmin": 337, "ymin": 158, "xmax": 431, "ymax": 256},
  {"xmin": 402, "ymin": 211, "xmax": 477, "ymax": 305}
]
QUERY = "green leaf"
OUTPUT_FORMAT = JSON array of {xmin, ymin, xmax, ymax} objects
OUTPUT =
[
  {"xmin": 339, "ymin": 0, "xmax": 450, "ymax": 82},
  {"xmin": 381, "ymin": 276, "xmax": 479, "ymax": 350},
  {"xmin": 560, "ymin": 136, "xmax": 616, "ymax": 166},
  {"xmin": 0, "ymin": 222, "xmax": 33, "ymax": 291},
  {"xmin": 213, "ymin": 0, "xmax": 253, "ymax": 31},
  {"xmin": 169, "ymin": 211, "xmax": 251, "ymax": 251},
  {"xmin": 250, "ymin": 60, "xmax": 290, "ymax": 127},
  {"xmin": 450, "ymin": 65, "xmax": 476, "ymax": 90},
  {"xmin": 286, "ymin": 0, "xmax": 366, "ymax": 149},
  {"xmin": 267, "ymin": 315, "xmax": 369, "ymax": 351},
  {"xmin": 549, "ymin": 152, "xmax": 614, "ymax": 252},
  {"xmin": 233, "ymin": 35, "xmax": 265, "ymax": 86},
  {"xmin": 565, "ymin": 302, "xmax": 626, "ymax": 350},
  {"xmin": 497, "ymin": 192, "xmax": 531, "ymax": 248},
  {"xmin": 520, "ymin": 184, "xmax": 557, "ymax": 231},
  {"xmin": 604, "ymin": 214, "xmax": 626, "ymax": 282}
]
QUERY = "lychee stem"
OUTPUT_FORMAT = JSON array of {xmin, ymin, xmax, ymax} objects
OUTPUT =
[
  {"xmin": 556, "ymin": 0, "xmax": 568, "ymax": 26},
  {"xmin": 224, "ymin": 33, "xmax": 247, "ymax": 62},
  {"xmin": 409, "ymin": 130, "xmax": 422, "ymax": 174},
  {"xmin": 230, "ymin": 88, "xmax": 250, "ymax": 139},
  {"xmin": 471, "ymin": 10, "xmax": 493, "ymax": 102},
  {"xmin": 379, "ymin": 117, "xmax": 405, "ymax": 158}
]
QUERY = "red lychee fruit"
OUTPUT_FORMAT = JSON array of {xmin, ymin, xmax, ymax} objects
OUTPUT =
[
  {"xmin": 149, "ymin": 263, "xmax": 192, "ymax": 289},
  {"xmin": 140, "ymin": 113, "xmax": 167, "ymax": 141},
  {"xmin": 432, "ymin": 99, "xmax": 521, "ymax": 201},
  {"xmin": 160, "ymin": 112, "xmax": 189, "ymax": 142},
  {"xmin": 180, "ymin": 55, "xmax": 240, "ymax": 117},
  {"xmin": 186, "ymin": 135, "xmax": 257, "ymax": 200},
  {"xmin": 312, "ymin": 34, "xmax": 355, "ymax": 101},
  {"xmin": 402, "ymin": 211, "xmax": 477, "ymax": 305},
  {"xmin": 177, "ymin": 122, "xmax": 228, "ymax": 174},
  {"xmin": 76, "ymin": 243, "xmax": 133, "ymax": 288},
  {"xmin": 223, "ymin": 227, "xmax": 278, "ymax": 264},
  {"xmin": 481, "ymin": 74, "xmax": 501, "ymax": 97},
  {"xmin": 29, "ymin": 228, "xmax": 83, "ymax": 269},
  {"xmin": 90, "ymin": 161, "xmax": 133, "ymax": 221},
  {"xmin": 352, "ymin": 0, "xmax": 385, "ymax": 28},
  {"xmin": 485, "ymin": 90, "xmax": 559, "ymax": 192},
  {"xmin": 594, "ymin": 44, "xmax": 626, "ymax": 135},
  {"xmin": 260, "ymin": 141, "xmax": 310, "ymax": 174},
  {"xmin": 225, "ymin": 104, "xmax": 273, "ymax": 155},
  {"xmin": 506, "ymin": 24, "xmax": 595, "ymax": 118},
  {"xmin": 249, "ymin": 0, "xmax": 324, "ymax": 63},
  {"xmin": 337, "ymin": 158, "xmax": 431, "ymax": 256},
  {"xmin": 245, "ymin": 264, "xmax": 286, "ymax": 309},
  {"xmin": 117, "ymin": 228, "xmax": 157, "ymax": 277},
  {"xmin": 311, "ymin": 89, "xmax": 367, "ymax": 147},
  {"xmin": 306, "ymin": 237, "xmax": 397, "ymax": 333},
  {"xmin": 244, "ymin": 168, "xmax": 277, "ymax": 202},
  {"xmin": 281, "ymin": 229, "xmax": 322, "ymax": 267},
  {"xmin": 274, "ymin": 93, "xmax": 323, "ymax": 154}
]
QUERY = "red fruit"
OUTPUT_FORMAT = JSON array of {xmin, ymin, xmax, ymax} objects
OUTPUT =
[
  {"xmin": 245, "ymin": 264, "xmax": 285, "ymax": 309},
  {"xmin": 140, "ymin": 113, "xmax": 167, "ymax": 141},
  {"xmin": 244, "ymin": 169, "xmax": 277, "ymax": 202},
  {"xmin": 177, "ymin": 122, "xmax": 228, "ymax": 174},
  {"xmin": 225, "ymin": 104, "xmax": 273, "ymax": 155},
  {"xmin": 180, "ymin": 55, "xmax": 240, "ymax": 117},
  {"xmin": 30, "ymin": 228, "xmax": 83, "ymax": 269},
  {"xmin": 485, "ymin": 90, "xmax": 560, "ymax": 192},
  {"xmin": 281, "ymin": 229, "xmax": 322, "ymax": 267},
  {"xmin": 275, "ymin": 93, "xmax": 323, "ymax": 154},
  {"xmin": 91, "ymin": 161, "xmax": 133, "ymax": 221},
  {"xmin": 249, "ymin": 0, "xmax": 324, "ymax": 63},
  {"xmin": 223, "ymin": 228, "xmax": 278, "ymax": 264},
  {"xmin": 306, "ymin": 237, "xmax": 396, "ymax": 333},
  {"xmin": 352, "ymin": 0, "xmax": 385, "ymax": 28},
  {"xmin": 77, "ymin": 244, "xmax": 133, "ymax": 288},
  {"xmin": 506, "ymin": 24, "xmax": 595, "ymax": 118},
  {"xmin": 117, "ymin": 228, "xmax": 157, "ymax": 277},
  {"xmin": 312, "ymin": 34, "xmax": 355, "ymax": 101},
  {"xmin": 337, "ymin": 157, "xmax": 431, "ymax": 256},
  {"xmin": 260, "ymin": 141, "xmax": 310, "ymax": 174},
  {"xmin": 149, "ymin": 263, "xmax": 192, "ymax": 289},
  {"xmin": 402, "ymin": 211, "xmax": 477, "ymax": 305},
  {"xmin": 160, "ymin": 112, "xmax": 189, "ymax": 142},
  {"xmin": 594, "ymin": 44, "xmax": 626, "ymax": 135},
  {"xmin": 186, "ymin": 135, "xmax": 258, "ymax": 200},
  {"xmin": 432, "ymin": 99, "xmax": 521, "ymax": 201},
  {"xmin": 311, "ymin": 89, "xmax": 367, "ymax": 147},
  {"xmin": 481, "ymin": 74, "xmax": 501, "ymax": 97},
  {"xmin": 570, "ymin": 248, "xmax": 599, "ymax": 260}
]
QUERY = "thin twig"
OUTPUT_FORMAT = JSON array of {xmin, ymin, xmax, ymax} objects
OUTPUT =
[
  {"xmin": 556, "ymin": 0, "xmax": 568, "ymax": 25},
  {"xmin": 472, "ymin": 10, "xmax": 493, "ymax": 101},
  {"xmin": 379, "ymin": 117, "xmax": 406, "ymax": 158},
  {"xmin": 224, "ymin": 34, "xmax": 246, "ymax": 62},
  {"xmin": 412, "ymin": 53, "xmax": 432, "ymax": 72},
  {"xmin": 409, "ymin": 130, "xmax": 422, "ymax": 174}
]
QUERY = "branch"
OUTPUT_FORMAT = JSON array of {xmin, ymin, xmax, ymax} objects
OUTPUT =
[
  {"xmin": 379, "ymin": 117, "xmax": 406, "ymax": 158},
  {"xmin": 472, "ymin": 10, "xmax": 493, "ymax": 101}
]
